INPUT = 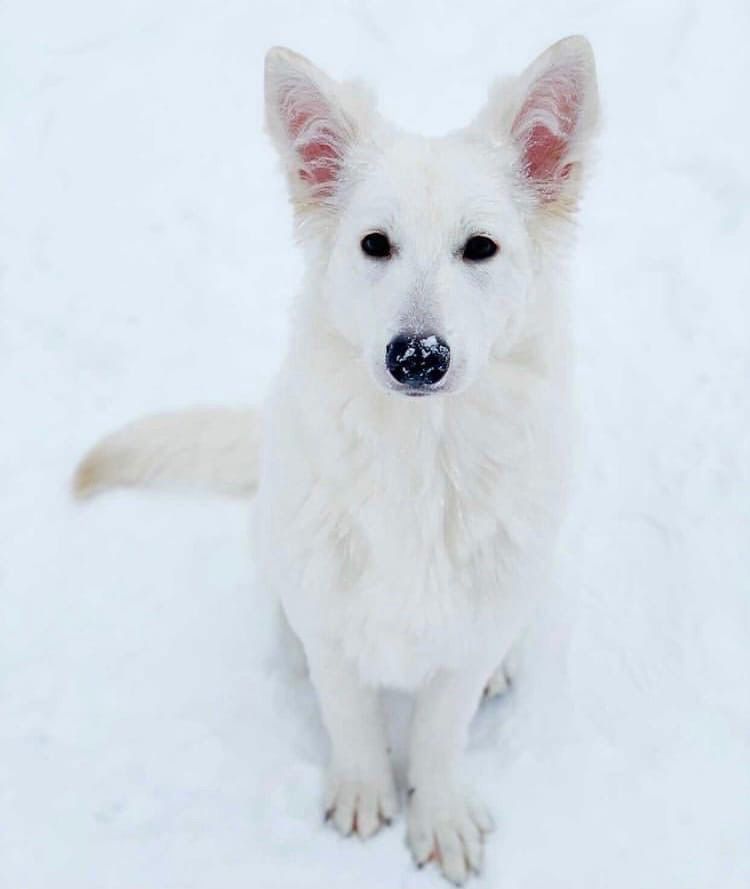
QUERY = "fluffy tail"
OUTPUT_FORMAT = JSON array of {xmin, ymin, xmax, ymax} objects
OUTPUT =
[{"xmin": 73, "ymin": 407, "xmax": 261, "ymax": 500}]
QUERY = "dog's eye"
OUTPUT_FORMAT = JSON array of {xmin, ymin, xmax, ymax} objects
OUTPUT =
[
  {"xmin": 361, "ymin": 232, "xmax": 392, "ymax": 259},
  {"xmin": 462, "ymin": 235, "xmax": 498, "ymax": 262}
]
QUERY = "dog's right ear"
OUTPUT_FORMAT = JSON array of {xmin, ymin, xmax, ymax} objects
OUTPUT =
[{"xmin": 265, "ymin": 48, "xmax": 371, "ymax": 219}]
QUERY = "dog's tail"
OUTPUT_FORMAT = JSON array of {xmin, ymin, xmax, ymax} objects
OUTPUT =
[{"xmin": 72, "ymin": 407, "xmax": 261, "ymax": 500}]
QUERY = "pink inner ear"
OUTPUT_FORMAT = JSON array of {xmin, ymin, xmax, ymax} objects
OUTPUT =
[
  {"xmin": 298, "ymin": 133, "xmax": 339, "ymax": 186},
  {"xmin": 513, "ymin": 67, "xmax": 580, "ymax": 195},
  {"xmin": 287, "ymin": 103, "xmax": 341, "ymax": 190},
  {"xmin": 523, "ymin": 123, "xmax": 570, "ymax": 182}
]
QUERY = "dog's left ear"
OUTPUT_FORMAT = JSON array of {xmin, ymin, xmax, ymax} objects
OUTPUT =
[
  {"xmin": 265, "ymin": 47, "xmax": 374, "ymax": 219},
  {"xmin": 478, "ymin": 36, "xmax": 599, "ymax": 212}
]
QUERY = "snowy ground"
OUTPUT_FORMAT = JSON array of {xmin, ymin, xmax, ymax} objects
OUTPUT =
[{"xmin": 2, "ymin": 1, "xmax": 749, "ymax": 887}]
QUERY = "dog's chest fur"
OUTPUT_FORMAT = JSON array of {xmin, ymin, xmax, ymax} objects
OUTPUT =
[{"xmin": 257, "ymin": 329, "xmax": 567, "ymax": 689}]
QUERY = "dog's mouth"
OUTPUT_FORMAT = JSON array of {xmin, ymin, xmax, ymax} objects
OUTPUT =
[{"xmin": 385, "ymin": 379, "xmax": 449, "ymax": 398}]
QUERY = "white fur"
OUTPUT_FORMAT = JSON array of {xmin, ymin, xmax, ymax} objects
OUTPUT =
[
  {"xmin": 74, "ymin": 408, "xmax": 260, "ymax": 498},
  {"xmin": 75, "ymin": 36, "xmax": 598, "ymax": 884}
]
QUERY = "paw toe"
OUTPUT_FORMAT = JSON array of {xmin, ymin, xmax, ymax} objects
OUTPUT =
[
  {"xmin": 407, "ymin": 786, "xmax": 492, "ymax": 883},
  {"xmin": 436, "ymin": 825, "xmax": 468, "ymax": 885},
  {"xmin": 468, "ymin": 798, "xmax": 495, "ymax": 834},
  {"xmin": 355, "ymin": 789, "xmax": 380, "ymax": 839},
  {"xmin": 324, "ymin": 771, "xmax": 398, "ymax": 841}
]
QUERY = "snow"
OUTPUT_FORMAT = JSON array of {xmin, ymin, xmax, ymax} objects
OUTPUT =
[{"xmin": 2, "ymin": 1, "xmax": 749, "ymax": 887}]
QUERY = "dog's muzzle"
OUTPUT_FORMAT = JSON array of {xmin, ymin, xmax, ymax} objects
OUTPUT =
[{"xmin": 385, "ymin": 333, "xmax": 450, "ymax": 390}]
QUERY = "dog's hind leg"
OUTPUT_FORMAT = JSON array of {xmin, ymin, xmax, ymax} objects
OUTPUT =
[
  {"xmin": 483, "ymin": 644, "xmax": 521, "ymax": 700},
  {"xmin": 483, "ymin": 662, "xmax": 513, "ymax": 700},
  {"xmin": 271, "ymin": 604, "xmax": 309, "ymax": 680},
  {"xmin": 308, "ymin": 644, "xmax": 398, "ymax": 840}
]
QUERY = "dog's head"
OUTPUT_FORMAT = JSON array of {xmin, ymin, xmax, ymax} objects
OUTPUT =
[{"xmin": 265, "ymin": 38, "xmax": 598, "ymax": 397}]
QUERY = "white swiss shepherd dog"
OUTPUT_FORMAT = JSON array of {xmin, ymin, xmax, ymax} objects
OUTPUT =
[{"xmin": 75, "ymin": 36, "xmax": 599, "ymax": 884}]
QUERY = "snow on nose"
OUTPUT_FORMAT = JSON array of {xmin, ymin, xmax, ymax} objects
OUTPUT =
[{"xmin": 385, "ymin": 333, "xmax": 451, "ymax": 387}]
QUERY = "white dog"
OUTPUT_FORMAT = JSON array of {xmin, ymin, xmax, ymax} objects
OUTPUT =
[{"xmin": 75, "ymin": 36, "xmax": 598, "ymax": 884}]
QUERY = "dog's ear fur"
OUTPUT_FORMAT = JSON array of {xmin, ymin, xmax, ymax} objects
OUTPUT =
[
  {"xmin": 477, "ymin": 36, "xmax": 599, "ymax": 214},
  {"xmin": 264, "ymin": 47, "xmax": 375, "ymax": 222}
]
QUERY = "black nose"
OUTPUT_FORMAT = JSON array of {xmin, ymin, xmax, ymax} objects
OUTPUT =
[{"xmin": 385, "ymin": 333, "xmax": 451, "ymax": 387}]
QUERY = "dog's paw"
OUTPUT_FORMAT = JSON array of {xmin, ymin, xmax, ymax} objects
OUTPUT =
[
  {"xmin": 324, "ymin": 766, "xmax": 398, "ymax": 839},
  {"xmin": 407, "ymin": 785, "xmax": 493, "ymax": 885}
]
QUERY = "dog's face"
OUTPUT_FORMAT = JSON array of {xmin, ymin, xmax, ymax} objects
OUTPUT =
[
  {"xmin": 324, "ymin": 135, "xmax": 532, "ymax": 396},
  {"xmin": 265, "ymin": 39, "xmax": 598, "ymax": 397}
]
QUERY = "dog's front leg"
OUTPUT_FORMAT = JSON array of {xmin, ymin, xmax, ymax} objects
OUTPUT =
[
  {"xmin": 307, "ymin": 644, "xmax": 397, "ymax": 839},
  {"xmin": 407, "ymin": 664, "xmax": 494, "ymax": 884}
]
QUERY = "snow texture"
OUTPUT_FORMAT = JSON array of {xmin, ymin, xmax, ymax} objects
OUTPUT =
[{"xmin": 1, "ymin": 1, "xmax": 749, "ymax": 887}]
